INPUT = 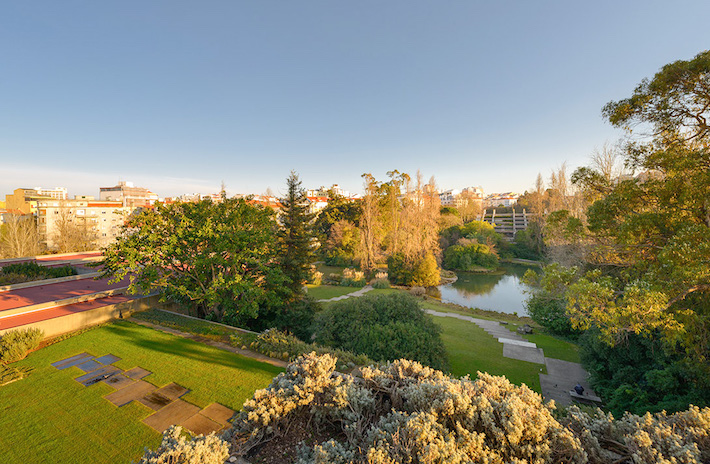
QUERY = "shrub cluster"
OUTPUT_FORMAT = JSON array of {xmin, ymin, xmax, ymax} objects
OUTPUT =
[
  {"xmin": 526, "ymin": 293, "xmax": 578, "ymax": 336},
  {"xmin": 442, "ymin": 240, "xmax": 499, "ymax": 271},
  {"xmin": 0, "ymin": 364, "xmax": 32, "ymax": 386},
  {"xmin": 313, "ymin": 293, "xmax": 447, "ymax": 370},
  {"xmin": 340, "ymin": 268, "xmax": 366, "ymax": 287},
  {"xmin": 225, "ymin": 353, "xmax": 710, "ymax": 464},
  {"xmin": 0, "ymin": 328, "xmax": 43, "ymax": 364},
  {"xmin": 0, "ymin": 262, "xmax": 77, "ymax": 285},
  {"xmin": 370, "ymin": 278, "xmax": 390, "ymax": 289},
  {"xmin": 232, "ymin": 328, "xmax": 371, "ymax": 371},
  {"xmin": 136, "ymin": 426, "xmax": 229, "ymax": 464},
  {"xmin": 386, "ymin": 253, "xmax": 440, "ymax": 287}
]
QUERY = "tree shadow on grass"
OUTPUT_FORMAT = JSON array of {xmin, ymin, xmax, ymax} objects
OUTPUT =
[{"xmin": 99, "ymin": 321, "xmax": 283, "ymax": 377}]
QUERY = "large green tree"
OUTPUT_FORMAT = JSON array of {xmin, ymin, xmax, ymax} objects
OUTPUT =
[
  {"xmin": 101, "ymin": 198, "xmax": 286, "ymax": 325},
  {"xmin": 278, "ymin": 171, "xmax": 316, "ymax": 298},
  {"xmin": 567, "ymin": 50, "xmax": 710, "ymax": 350},
  {"xmin": 529, "ymin": 51, "xmax": 710, "ymax": 413}
]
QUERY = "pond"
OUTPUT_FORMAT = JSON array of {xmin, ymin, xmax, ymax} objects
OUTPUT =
[{"xmin": 434, "ymin": 263, "xmax": 536, "ymax": 315}]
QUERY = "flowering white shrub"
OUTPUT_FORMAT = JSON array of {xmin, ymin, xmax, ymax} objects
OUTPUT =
[
  {"xmin": 341, "ymin": 268, "xmax": 366, "ymax": 287},
  {"xmin": 137, "ymin": 426, "xmax": 229, "ymax": 464},
  {"xmin": 231, "ymin": 353, "xmax": 710, "ymax": 463},
  {"xmin": 562, "ymin": 404, "xmax": 710, "ymax": 463},
  {"xmin": 375, "ymin": 271, "xmax": 388, "ymax": 280},
  {"xmin": 232, "ymin": 354, "xmax": 587, "ymax": 462},
  {"xmin": 342, "ymin": 268, "xmax": 364, "ymax": 281}
]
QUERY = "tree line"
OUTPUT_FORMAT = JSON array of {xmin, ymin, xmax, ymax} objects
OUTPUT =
[{"xmin": 522, "ymin": 50, "xmax": 710, "ymax": 415}]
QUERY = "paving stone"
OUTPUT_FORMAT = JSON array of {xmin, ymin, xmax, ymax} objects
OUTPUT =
[
  {"xmin": 540, "ymin": 358, "xmax": 598, "ymax": 407},
  {"xmin": 200, "ymin": 403, "xmax": 234, "ymax": 425},
  {"xmin": 52, "ymin": 353, "xmax": 94, "ymax": 369},
  {"xmin": 105, "ymin": 380, "xmax": 156, "ymax": 406},
  {"xmin": 95, "ymin": 354, "xmax": 121, "ymax": 365},
  {"xmin": 181, "ymin": 413, "xmax": 223, "ymax": 435},
  {"xmin": 138, "ymin": 392, "xmax": 174, "ymax": 411},
  {"xmin": 76, "ymin": 359, "xmax": 103, "ymax": 372},
  {"xmin": 498, "ymin": 338, "xmax": 537, "ymax": 348},
  {"xmin": 155, "ymin": 382, "xmax": 189, "ymax": 400},
  {"xmin": 75, "ymin": 365, "xmax": 121, "ymax": 386},
  {"xmin": 124, "ymin": 367, "xmax": 152, "ymax": 380},
  {"xmin": 103, "ymin": 374, "xmax": 135, "ymax": 390},
  {"xmin": 143, "ymin": 399, "xmax": 201, "ymax": 432},
  {"xmin": 503, "ymin": 344, "xmax": 546, "ymax": 364}
]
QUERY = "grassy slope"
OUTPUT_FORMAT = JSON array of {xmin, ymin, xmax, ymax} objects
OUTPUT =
[
  {"xmin": 419, "ymin": 296, "xmax": 581, "ymax": 363},
  {"xmin": 0, "ymin": 320, "xmax": 282, "ymax": 464},
  {"xmin": 431, "ymin": 315, "xmax": 545, "ymax": 392},
  {"xmin": 306, "ymin": 284, "xmax": 360, "ymax": 300}
]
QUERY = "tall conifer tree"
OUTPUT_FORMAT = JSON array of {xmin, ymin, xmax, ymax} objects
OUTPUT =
[{"xmin": 278, "ymin": 171, "xmax": 316, "ymax": 298}]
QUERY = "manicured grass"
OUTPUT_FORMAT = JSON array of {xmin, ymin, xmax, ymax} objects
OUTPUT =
[
  {"xmin": 306, "ymin": 284, "xmax": 359, "ymax": 300},
  {"xmin": 315, "ymin": 263, "xmax": 347, "ymax": 277},
  {"xmin": 419, "ymin": 295, "xmax": 580, "ymax": 364},
  {"xmin": 133, "ymin": 308, "xmax": 257, "ymax": 343},
  {"xmin": 0, "ymin": 320, "xmax": 282, "ymax": 464},
  {"xmin": 522, "ymin": 332, "xmax": 580, "ymax": 363},
  {"xmin": 431, "ymin": 315, "xmax": 545, "ymax": 392}
]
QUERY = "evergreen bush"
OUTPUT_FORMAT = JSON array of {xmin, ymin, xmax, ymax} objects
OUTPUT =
[
  {"xmin": 0, "ymin": 328, "xmax": 43, "ymax": 364},
  {"xmin": 313, "ymin": 293, "xmax": 447, "ymax": 370},
  {"xmin": 387, "ymin": 253, "xmax": 440, "ymax": 287},
  {"xmin": 232, "ymin": 328, "xmax": 372, "ymax": 371}
]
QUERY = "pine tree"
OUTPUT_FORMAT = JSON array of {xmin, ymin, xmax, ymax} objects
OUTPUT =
[{"xmin": 278, "ymin": 171, "xmax": 316, "ymax": 298}]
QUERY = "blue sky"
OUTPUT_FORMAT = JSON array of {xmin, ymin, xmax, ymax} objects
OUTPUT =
[{"xmin": 2, "ymin": 1, "xmax": 709, "ymax": 198}]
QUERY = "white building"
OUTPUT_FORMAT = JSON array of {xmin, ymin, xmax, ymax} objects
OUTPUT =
[
  {"xmin": 485, "ymin": 192, "xmax": 519, "ymax": 208},
  {"xmin": 33, "ymin": 187, "xmax": 68, "ymax": 200},
  {"xmin": 439, "ymin": 186, "xmax": 484, "ymax": 208}
]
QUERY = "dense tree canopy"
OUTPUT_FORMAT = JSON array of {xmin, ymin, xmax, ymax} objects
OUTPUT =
[
  {"xmin": 101, "ymin": 197, "xmax": 286, "ymax": 326},
  {"xmin": 524, "ymin": 51, "xmax": 710, "ymax": 414},
  {"xmin": 568, "ymin": 50, "xmax": 710, "ymax": 350}
]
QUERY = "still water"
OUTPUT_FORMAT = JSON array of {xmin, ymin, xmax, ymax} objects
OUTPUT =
[{"xmin": 434, "ymin": 263, "xmax": 535, "ymax": 315}]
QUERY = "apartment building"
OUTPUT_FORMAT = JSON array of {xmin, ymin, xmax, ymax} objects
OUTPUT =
[
  {"xmin": 36, "ymin": 197, "xmax": 132, "ymax": 250},
  {"xmin": 5, "ymin": 188, "xmax": 58, "ymax": 215}
]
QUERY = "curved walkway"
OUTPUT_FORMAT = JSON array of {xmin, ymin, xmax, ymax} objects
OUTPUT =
[
  {"xmin": 316, "ymin": 285, "xmax": 374, "ymax": 303},
  {"xmin": 425, "ymin": 309, "xmax": 598, "ymax": 406}
]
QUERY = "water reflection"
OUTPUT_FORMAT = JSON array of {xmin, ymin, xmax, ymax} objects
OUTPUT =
[{"xmin": 436, "ymin": 263, "xmax": 533, "ymax": 315}]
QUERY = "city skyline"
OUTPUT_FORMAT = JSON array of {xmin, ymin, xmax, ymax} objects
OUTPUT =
[{"xmin": 3, "ymin": 2, "xmax": 710, "ymax": 197}]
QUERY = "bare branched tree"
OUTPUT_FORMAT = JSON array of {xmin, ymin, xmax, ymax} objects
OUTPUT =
[{"xmin": 0, "ymin": 214, "xmax": 41, "ymax": 258}]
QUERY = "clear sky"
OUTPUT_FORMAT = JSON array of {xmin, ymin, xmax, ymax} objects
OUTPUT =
[{"xmin": 2, "ymin": 1, "xmax": 709, "ymax": 198}]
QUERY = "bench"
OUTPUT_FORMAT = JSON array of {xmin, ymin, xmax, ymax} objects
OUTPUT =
[{"xmin": 569, "ymin": 390, "xmax": 603, "ymax": 404}]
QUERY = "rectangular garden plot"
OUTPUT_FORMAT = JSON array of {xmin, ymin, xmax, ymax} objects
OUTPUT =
[{"xmin": 51, "ymin": 353, "xmax": 94, "ymax": 370}]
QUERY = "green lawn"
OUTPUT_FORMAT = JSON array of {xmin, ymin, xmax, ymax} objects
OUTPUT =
[
  {"xmin": 0, "ymin": 320, "xmax": 282, "ymax": 464},
  {"xmin": 431, "ymin": 315, "xmax": 545, "ymax": 392},
  {"xmin": 306, "ymin": 284, "xmax": 360, "ymax": 300},
  {"xmin": 522, "ymin": 332, "xmax": 580, "ymax": 363},
  {"xmin": 418, "ymin": 296, "xmax": 580, "ymax": 363},
  {"xmin": 315, "ymin": 263, "xmax": 347, "ymax": 277}
]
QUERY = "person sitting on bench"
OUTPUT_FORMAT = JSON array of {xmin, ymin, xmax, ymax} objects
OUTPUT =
[{"xmin": 574, "ymin": 384, "xmax": 584, "ymax": 395}]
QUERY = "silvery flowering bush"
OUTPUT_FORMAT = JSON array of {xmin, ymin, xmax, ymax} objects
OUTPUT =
[
  {"xmin": 137, "ymin": 426, "xmax": 229, "ymax": 464},
  {"xmin": 230, "ymin": 353, "xmax": 710, "ymax": 463},
  {"xmin": 138, "ymin": 353, "xmax": 709, "ymax": 463}
]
